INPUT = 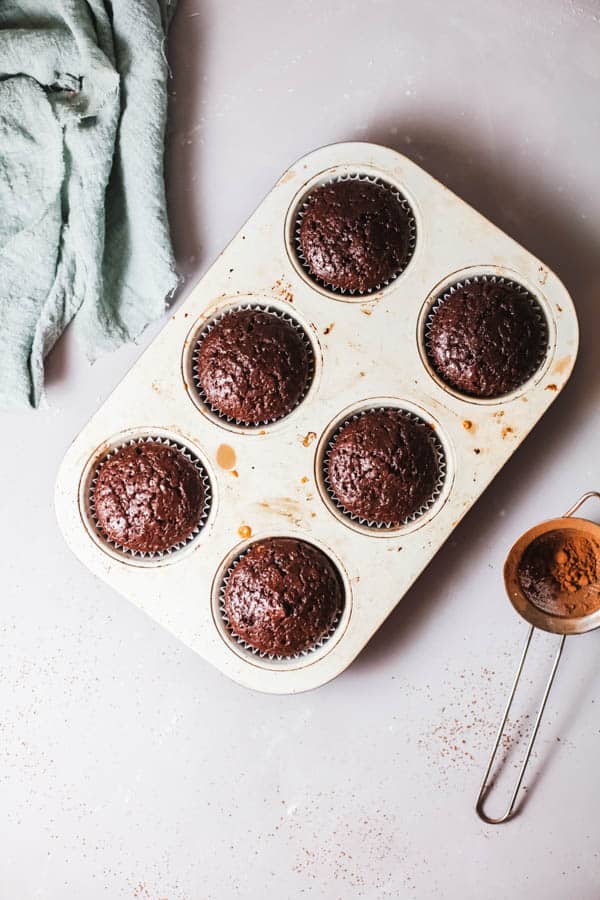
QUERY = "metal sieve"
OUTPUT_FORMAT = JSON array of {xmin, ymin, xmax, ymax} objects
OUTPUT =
[{"xmin": 476, "ymin": 491, "xmax": 600, "ymax": 824}]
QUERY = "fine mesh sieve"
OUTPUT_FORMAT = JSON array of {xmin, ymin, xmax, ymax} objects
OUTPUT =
[{"xmin": 476, "ymin": 491, "xmax": 600, "ymax": 824}]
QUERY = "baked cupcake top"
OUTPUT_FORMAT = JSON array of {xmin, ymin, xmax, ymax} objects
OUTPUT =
[
  {"xmin": 298, "ymin": 179, "xmax": 412, "ymax": 292},
  {"xmin": 427, "ymin": 280, "xmax": 546, "ymax": 398},
  {"xmin": 195, "ymin": 309, "xmax": 310, "ymax": 423},
  {"xmin": 223, "ymin": 537, "xmax": 343, "ymax": 657},
  {"xmin": 93, "ymin": 441, "xmax": 205, "ymax": 553},
  {"xmin": 326, "ymin": 408, "xmax": 441, "ymax": 525}
]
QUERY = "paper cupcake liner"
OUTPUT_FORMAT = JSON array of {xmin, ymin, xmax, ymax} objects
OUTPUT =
[
  {"xmin": 191, "ymin": 304, "xmax": 315, "ymax": 428},
  {"xmin": 218, "ymin": 544, "xmax": 343, "ymax": 662},
  {"xmin": 88, "ymin": 436, "xmax": 212, "ymax": 560},
  {"xmin": 424, "ymin": 275, "xmax": 548, "ymax": 395},
  {"xmin": 293, "ymin": 172, "xmax": 417, "ymax": 296},
  {"xmin": 322, "ymin": 407, "xmax": 446, "ymax": 530}
]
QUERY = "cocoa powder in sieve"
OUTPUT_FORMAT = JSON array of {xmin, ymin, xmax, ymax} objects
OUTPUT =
[{"xmin": 517, "ymin": 528, "xmax": 600, "ymax": 618}]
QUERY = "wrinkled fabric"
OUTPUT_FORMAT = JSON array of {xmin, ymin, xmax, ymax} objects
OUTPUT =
[{"xmin": 0, "ymin": 0, "xmax": 178, "ymax": 409}]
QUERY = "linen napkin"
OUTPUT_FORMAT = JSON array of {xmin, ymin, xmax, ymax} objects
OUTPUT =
[{"xmin": 0, "ymin": 0, "xmax": 178, "ymax": 409}]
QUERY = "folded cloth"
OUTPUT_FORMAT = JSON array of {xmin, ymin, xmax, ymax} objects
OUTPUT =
[{"xmin": 0, "ymin": 0, "xmax": 179, "ymax": 409}]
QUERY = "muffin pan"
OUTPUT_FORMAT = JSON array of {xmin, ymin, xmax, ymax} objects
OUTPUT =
[{"xmin": 55, "ymin": 142, "xmax": 578, "ymax": 693}]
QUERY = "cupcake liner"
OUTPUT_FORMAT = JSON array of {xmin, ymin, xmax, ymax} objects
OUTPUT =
[
  {"xmin": 191, "ymin": 304, "xmax": 315, "ymax": 427},
  {"xmin": 322, "ymin": 408, "xmax": 446, "ymax": 530},
  {"xmin": 293, "ymin": 172, "xmax": 417, "ymax": 296},
  {"xmin": 218, "ymin": 545, "xmax": 343, "ymax": 662},
  {"xmin": 424, "ymin": 275, "xmax": 548, "ymax": 395},
  {"xmin": 88, "ymin": 436, "xmax": 212, "ymax": 561}
]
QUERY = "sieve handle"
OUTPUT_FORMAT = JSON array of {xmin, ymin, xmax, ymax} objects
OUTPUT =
[
  {"xmin": 475, "ymin": 625, "xmax": 566, "ymax": 824},
  {"xmin": 563, "ymin": 490, "xmax": 600, "ymax": 518}
]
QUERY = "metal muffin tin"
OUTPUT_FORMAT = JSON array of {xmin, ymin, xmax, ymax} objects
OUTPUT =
[{"xmin": 54, "ymin": 142, "xmax": 579, "ymax": 694}]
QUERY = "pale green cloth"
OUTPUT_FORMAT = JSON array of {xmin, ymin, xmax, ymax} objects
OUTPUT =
[{"xmin": 0, "ymin": 0, "xmax": 178, "ymax": 409}]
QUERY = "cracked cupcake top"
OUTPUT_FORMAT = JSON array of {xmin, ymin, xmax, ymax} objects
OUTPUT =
[
  {"xmin": 224, "ymin": 538, "xmax": 344, "ymax": 656},
  {"xmin": 195, "ymin": 309, "xmax": 310, "ymax": 423},
  {"xmin": 298, "ymin": 179, "xmax": 412, "ymax": 292},
  {"xmin": 326, "ymin": 409, "xmax": 440, "ymax": 525},
  {"xmin": 93, "ymin": 442, "xmax": 205, "ymax": 553},
  {"xmin": 427, "ymin": 280, "xmax": 546, "ymax": 398}
]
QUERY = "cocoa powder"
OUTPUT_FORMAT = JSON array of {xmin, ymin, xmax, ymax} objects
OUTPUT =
[{"xmin": 517, "ymin": 528, "xmax": 600, "ymax": 618}]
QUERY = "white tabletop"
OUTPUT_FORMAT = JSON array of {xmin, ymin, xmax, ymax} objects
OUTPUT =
[{"xmin": 3, "ymin": 1, "xmax": 600, "ymax": 897}]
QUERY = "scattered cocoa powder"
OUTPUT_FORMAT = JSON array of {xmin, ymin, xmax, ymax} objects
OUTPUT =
[{"xmin": 517, "ymin": 528, "xmax": 600, "ymax": 617}]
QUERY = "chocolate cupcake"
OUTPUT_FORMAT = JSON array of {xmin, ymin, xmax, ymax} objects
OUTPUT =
[
  {"xmin": 195, "ymin": 308, "xmax": 311, "ymax": 424},
  {"xmin": 427, "ymin": 278, "xmax": 546, "ymax": 398},
  {"xmin": 93, "ymin": 441, "xmax": 207, "ymax": 554},
  {"xmin": 326, "ymin": 408, "xmax": 441, "ymax": 526},
  {"xmin": 297, "ymin": 178, "xmax": 414, "ymax": 293},
  {"xmin": 223, "ymin": 538, "xmax": 343, "ymax": 657}
]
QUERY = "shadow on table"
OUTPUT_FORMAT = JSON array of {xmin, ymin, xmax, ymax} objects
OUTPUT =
[
  {"xmin": 165, "ymin": 0, "xmax": 207, "ymax": 288},
  {"xmin": 350, "ymin": 115, "xmax": 600, "ymax": 670}
]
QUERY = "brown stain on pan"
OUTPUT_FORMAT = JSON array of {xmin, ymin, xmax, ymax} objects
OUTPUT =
[
  {"xmin": 553, "ymin": 356, "xmax": 572, "ymax": 376},
  {"xmin": 271, "ymin": 278, "xmax": 294, "ymax": 303},
  {"xmin": 216, "ymin": 444, "xmax": 236, "ymax": 470},
  {"xmin": 277, "ymin": 169, "xmax": 296, "ymax": 186},
  {"xmin": 257, "ymin": 498, "xmax": 305, "ymax": 527}
]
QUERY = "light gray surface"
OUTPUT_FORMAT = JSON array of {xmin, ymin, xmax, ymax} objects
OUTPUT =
[{"xmin": 2, "ymin": 1, "xmax": 600, "ymax": 897}]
